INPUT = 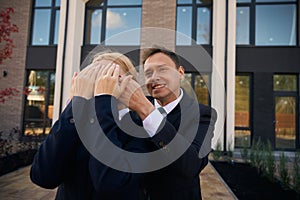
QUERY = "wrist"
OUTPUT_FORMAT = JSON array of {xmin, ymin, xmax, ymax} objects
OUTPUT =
[{"xmin": 134, "ymin": 101, "xmax": 155, "ymax": 120}]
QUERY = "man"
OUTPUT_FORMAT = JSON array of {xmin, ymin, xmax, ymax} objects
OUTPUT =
[{"xmin": 118, "ymin": 47, "xmax": 217, "ymax": 200}]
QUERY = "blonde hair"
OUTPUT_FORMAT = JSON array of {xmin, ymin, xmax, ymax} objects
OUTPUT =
[{"xmin": 92, "ymin": 52, "xmax": 138, "ymax": 81}]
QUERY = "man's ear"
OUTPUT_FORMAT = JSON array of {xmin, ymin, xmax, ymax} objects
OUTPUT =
[{"xmin": 178, "ymin": 66, "xmax": 185, "ymax": 80}]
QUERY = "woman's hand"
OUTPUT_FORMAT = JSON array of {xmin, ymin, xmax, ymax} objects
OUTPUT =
[
  {"xmin": 94, "ymin": 63, "xmax": 132, "ymax": 98},
  {"xmin": 73, "ymin": 63, "xmax": 99, "ymax": 99},
  {"xmin": 69, "ymin": 72, "xmax": 78, "ymax": 100}
]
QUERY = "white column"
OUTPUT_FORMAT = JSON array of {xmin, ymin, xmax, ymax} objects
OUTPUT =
[
  {"xmin": 211, "ymin": 0, "xmax": 226, "ymax": 150},
  {"xmin": 53, "ymin": 0, "xmax": 87, "ymax": 122},
  {"xmin": 53, "ymin": 0, "xmax": 67, "ymax": 122},
  {"xmin": 226, "ymin": 0, "xmax": 237, "ymax": 151}
]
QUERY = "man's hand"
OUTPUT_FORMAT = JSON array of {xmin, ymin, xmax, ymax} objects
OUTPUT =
[
  {"xmin": 94, "ymin": 64, "xmax": 132, "ymax": 98},
  {"xmin": 118, "ymin": 79, "xmax": 155, "ymax": 120},
  {"xmin": 73, "ymin": 63, "xmax": 99, "ymax": 99}
]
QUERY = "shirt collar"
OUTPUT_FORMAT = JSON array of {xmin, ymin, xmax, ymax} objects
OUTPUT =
[{"xmin": 154, "ymin": 88, "xmax": 183, "ymax": 114}]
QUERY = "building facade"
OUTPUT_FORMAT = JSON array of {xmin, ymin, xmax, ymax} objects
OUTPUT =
[{"xmin": 0, "ymin": 0, "xmax": 299, "ymax": 151}]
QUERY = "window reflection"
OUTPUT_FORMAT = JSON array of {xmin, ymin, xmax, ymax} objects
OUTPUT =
[
  {"xmin": 236, "ymin": 0, "xmax": 297, "ymax": 46},
  {"xmin": 85, "ymin": 0, "xmax": 142, "ymax": 45},
  {"xmin": 235, "ymin": 130, "xmax": 251, "ymax": 147},
  {"xmin": 176, "ymin": 0, "xmax": 212, "ymax": 45},
  {"xmin": 273, "ymin": 74, "xmax": 297, "ymax": 92},
  {"xmin": 105, "ymin": 8, "xmax": 141, "ymax": 45},
  {"xmin": 32, "ymin": 10, "xmax": 51, "ymax": 45},
  {"xmin": 194, "ymin": 74, "xmax": 209, "ymax": 105},
  {"xmin": 176, "ymin": 6, "xmax": 192, "ymax": 45},
  {"xmin": 86, "ymin": 9, "xmax": 102, "ymax": 44},
  {"xmin": 35, "ymin": 0, "xmax": 51, "ymax": 7},
  {"xmin": 31, "ymin": 0, "xmax": 60, "ymax": 45},
  {"xmin": 275, "ymin": 97, "xmax": 296, "ymax": 149},
  {"xmin": 107, "ymin": 0, "xmax": 142, "ymax": 5},
  {"xmin": 54, "ymin": 10, "xmax": 60, "ymax": 44},
  {"xmin": 24, "ymin": 70, "xmax": 55, "ymax": 135},
  {"xmin": 235, "ymin": 75, "xmax": 251, "ymax": 148},
  {"xmin": 235, "ymin": 75, "xmax": 250, "ymax": 127},
  {"xmin": 236, "ymin": 7, "xmax": 250, "ymax": 45},
  {"xmin": 178, "ymin": 0, "xmax": 192, "ymax": 4},
  {"xmin": 182, "ymin": 73, "xmax": 210, "ymax": 105},
  {"xmin": 256, "ymin": 5, "xmax": 296, "ymax": 45},
  {"xmin": 196, "ymin": 7, "xmax": 210, "ymax": 44}
]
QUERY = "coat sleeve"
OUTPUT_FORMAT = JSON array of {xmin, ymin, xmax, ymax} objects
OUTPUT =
[
  {"xmin": 149, "ymin": 102, "xmax": 217, "ymax": 179},
  {"xmin": 88, "ymin": 95, "xmax": 147, "ymax": 193},
  {"xmin": 30, "ymin": 101, "xmax": 80, "ymax": 189}
]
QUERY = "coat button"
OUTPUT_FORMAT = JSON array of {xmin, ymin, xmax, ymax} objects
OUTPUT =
[
  {"xmin": 159, "ymin": 141, "xmax": 165, "ymax": 147},
  {"xmin": 90, "ymin": 118, "xmax": 95, "ymax": 124},
  {"xmin": 69, "ymin": 118, "xmax": 75, "ymax": 124}
]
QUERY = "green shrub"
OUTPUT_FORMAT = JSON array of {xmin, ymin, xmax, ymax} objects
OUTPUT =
[
  {"xmin": 279, "ymin": 152, "xmax": 291, "ymax": 189},
  {"xmin": 241, "ymin": 137, "xmax": 249, "ymax": 163},
  {"xmin": 224, "ymin": 141, "xmax": 233, "ymax": 163},
  {"xmin": 293, "ymin": 151, "xmax": 300, "ymax": 193},
  {"xmin": 265, "ymin": 141, "xmax": 275, "ymax": 182},
  {"xmin": 250, "ymin": 138, "xmax": 263, "ymax": 172},
  {"xmin": 212, "ymin": 140, "xmax": 222, "ymax": 161},
  {"xmin": 260, "ymin": 143, "xmax": 268, "ymax": 177}
]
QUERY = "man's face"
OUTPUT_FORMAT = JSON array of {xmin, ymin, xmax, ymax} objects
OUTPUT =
[{"xmin": 144, "ymin": 52, "xmax": 184, "ymax": 106}]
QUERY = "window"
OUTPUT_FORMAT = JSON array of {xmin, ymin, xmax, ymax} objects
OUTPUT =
[
  {"xmin": 236, "ymin": 0, "xmax": 297, "ymax": 46},
  {"xmin": 182, "ymin": 73, "xmax": 210, "ymax": 105},
  {"xmin": 23, "ymin": 70, "xmax": 55, "ymax": 135},
  {"xmin": 176, "ymin": 0, "xmax": 212, "ymax": 45},
  {"xmin": 31, "ymin": 0, "xmax": 61, "ymax": 45},
  {"xmin": 85, "ymin": 0, "xmax": 142, "ymax": 45},
  {"xmin": 273, "ymin": 74, "xmax": 298, "ymax": 149},
  {"xmin": 235, "ymin": 74, "xmax": 252, "ymax": 147}
]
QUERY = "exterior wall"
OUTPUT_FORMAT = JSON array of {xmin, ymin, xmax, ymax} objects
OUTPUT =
[
  {"xmin": 0, "ymin": 0, "xmax": 298, "ymax": 151},
  {"xmin": 141, "ymin": 0, "xmax": 177, "ymax": 50},
  {"xmin": 0, "ymin": 0, "xmax": 31, "ymax": 137}
]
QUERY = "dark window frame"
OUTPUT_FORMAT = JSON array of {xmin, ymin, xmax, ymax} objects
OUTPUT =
[
  {"xmin": 273, "ymin": 73, "xmax": 300, "ymax": 150},
  {"xmin": 30, "ymin": 0, "xmax": 60, "ymax": 46},
  {"xmin": 84, "ymin": 0, "xmax": 142, "ymax": 45},
  {"xmin": 234, "ymin": 73, "xmax": 253, "ymax": 148},
  {"xmin": 176, "ymin": 0, "xmax": 213, "ymax": 46},
  {"xmin": 236, "ymin": 0, "xmax": 299, "ymax": 46},
  {"xmin": 22, "ymin": 70, "xmax": 55, "ymax": 138}
]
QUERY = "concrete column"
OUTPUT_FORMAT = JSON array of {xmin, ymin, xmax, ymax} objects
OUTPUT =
[
  {"xmin": 211, "ymin": 0, "xmax": 226, "ymax": 150},
  {"xmin": 53, "ymin": 0, "xmax": 87, "ymax": 122},
  {"xmin": 226, "ymin": 0, "xmax": 237, "ymax": 151}
]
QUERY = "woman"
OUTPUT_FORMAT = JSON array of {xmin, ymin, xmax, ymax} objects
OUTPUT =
[{"xmin": 30, "ymin": 51, "xmax": 147, "ymax": 200}]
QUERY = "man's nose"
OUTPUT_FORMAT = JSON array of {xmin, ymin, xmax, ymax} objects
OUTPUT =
[{"xmin": 150, "ymin": 71, "xmax": 160, "ymax": 81}]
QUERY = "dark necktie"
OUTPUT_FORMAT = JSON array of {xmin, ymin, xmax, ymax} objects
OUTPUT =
[{"xmin": 157, "ymin": 107, "xmax": 167, "ymax": 117}]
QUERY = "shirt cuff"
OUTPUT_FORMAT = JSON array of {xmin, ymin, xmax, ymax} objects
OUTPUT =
[{"xmin": 143, "ymin": 109, "xmax": 164, "ymax": 137}]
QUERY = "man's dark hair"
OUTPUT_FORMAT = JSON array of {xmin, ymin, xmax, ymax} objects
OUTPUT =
[{"xmin": 142, "ymin": 46, "xmax": 181, "ymax": 69}]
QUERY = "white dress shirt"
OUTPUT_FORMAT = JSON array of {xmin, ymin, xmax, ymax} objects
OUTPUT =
[
  {"xmin": 143, "ymin": 89, "xmax": 183, "ymax": 137},
  {"xmin": 96, "ymin": 89, "xmax": 184, "ymax": 137}
]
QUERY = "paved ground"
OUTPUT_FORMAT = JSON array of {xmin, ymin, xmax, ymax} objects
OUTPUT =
[{"xmin": 0, "ymin": 162, "xmax": 237, "ymax": 200}]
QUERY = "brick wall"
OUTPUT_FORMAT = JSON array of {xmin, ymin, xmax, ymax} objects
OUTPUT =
[
  {"xmin": 141, "ymin": 0, "xmax": 177, "ymax": 50},
  {"xmin": 0, "ymin": 0, "xmax": 31, "ymax": 137}
]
